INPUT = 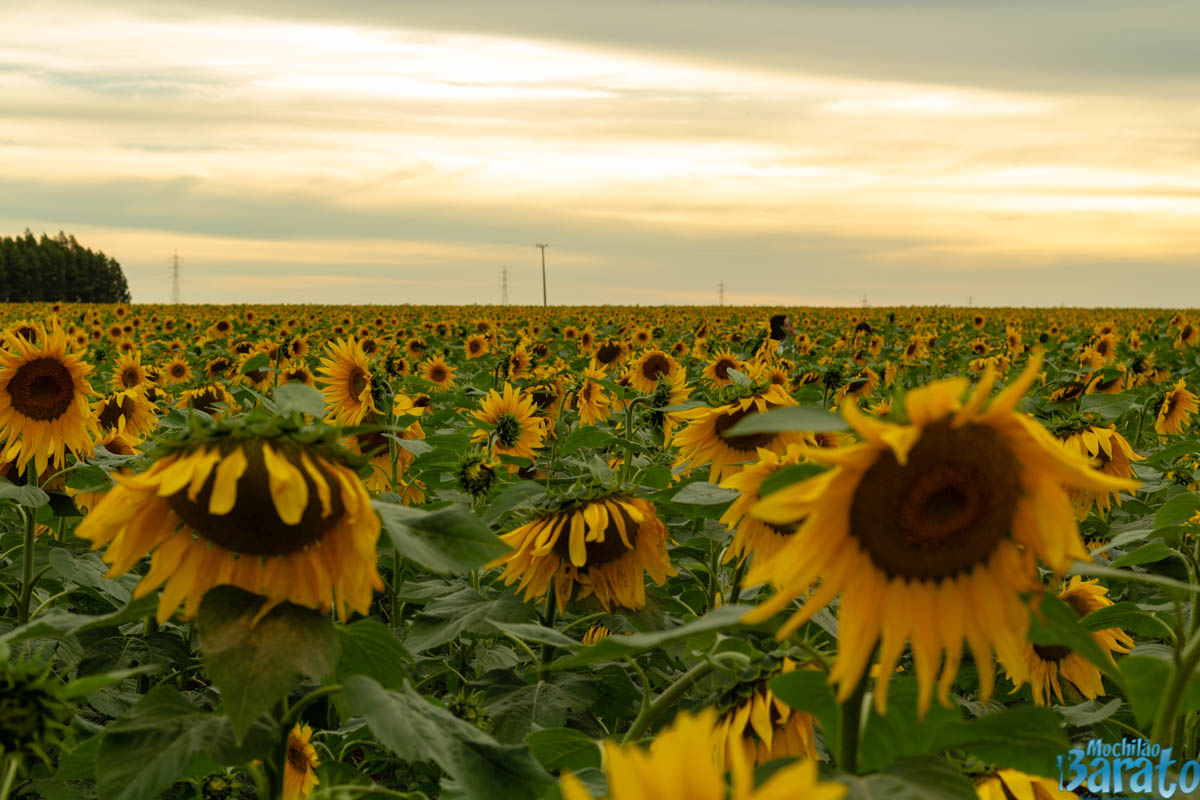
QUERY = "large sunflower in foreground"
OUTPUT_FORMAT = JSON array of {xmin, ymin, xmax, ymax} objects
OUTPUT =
[
  {"xmin": 744, "ymin": 352, "xmax": 1138, "ymax": 715},
  {"xmin": 317, "ymin": 337, "xmax": 377, "ymax": 426},
  {"xmin": 673, "ymin": 384, "xmax": 801, "ymax": 483},
  {"xmin": 0, "ymin": 323, "xmax": 98, "ymax": 474},
  {"xmin": 560, "ymin": 709, "xmax": 844, "ymax": 800},
  {"xmin": 488, "ymin": 493, "xmax": 676, "ymax": 612},
  {"xmin": 1013, "ymin": 577, "xmax": 1133, "ymax": 706},
  {"xmin": 76, "ymin": 424, "xmax": 384, "ymax": 623},
  {"xmin": 472, "ymin": 383, "xmax": 546, "ymax": 465}
]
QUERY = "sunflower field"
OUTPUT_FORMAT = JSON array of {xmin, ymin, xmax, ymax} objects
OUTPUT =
[{"xmin": 2, "ymin": 303, "xmax": 1200, "ymax": 800}]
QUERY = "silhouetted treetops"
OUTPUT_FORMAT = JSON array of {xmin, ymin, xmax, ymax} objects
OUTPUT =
[{"xmin": 0, "ymin": 230, "xmax": 132, "ymax": 302}]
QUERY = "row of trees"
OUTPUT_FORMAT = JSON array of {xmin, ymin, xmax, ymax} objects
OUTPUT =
[{"xmin": 0, "ymin": 230, "xmax": 131, "ymax": 302}]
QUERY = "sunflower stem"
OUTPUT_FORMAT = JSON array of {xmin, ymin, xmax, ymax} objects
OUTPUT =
[
  {"xmin": 727, "ymin": 555, "xmax": 747, "ymax": 606},
  {"xmin": 282, "ymin": 684, "xmax": 342, "ymax": 729},
  {"xmin": 1151, "ymin": 627, "xmax": 1200, "ymax": 748},
  {"xmin": 540, "ymin": 584, "xmax": 558, "ymax": 667},
  {"xmin": 838, "ymin": 666, "xmax": 870, "ymax": 774},
  {"xmin": 16, "ymin": 495, "xmax": 37, "ymax": 627},
  {"xmin": 621, "ymin": 659, "xmax": 715, "ymax": 744},
  {"xmin": 0, "ymin": 756, "xmax": 19, "ymax": 800}
]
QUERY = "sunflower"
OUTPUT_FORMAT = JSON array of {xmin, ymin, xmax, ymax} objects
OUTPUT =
[
  {"xmin": 974, "ymin": 769, "xmax": 1075, "ymax": 800},
  {"xmin": 581, "ymin": 624, "xmax": 612, "ymax": 645},
  {"xmin": 353, "ymin": 393, "xmax": 427, "ymax": 492},
  {"xmin": 464, "ymin": 334, "xmax": 490, "ymax": 359},
  {"xmin": 1156, "ymin": 379, "xmax": 1198, "ymax": 438},
  {"xmin": 648, "ymin": 368, "xmax": 693, "ymax": 441},
  {"xmin": 178, "ymin": 383, "xmax": 236, "ymax": 418},
  {"xmin": 418, "ymin": 355, "xmax": 456, "ymax": 392},
  {"xmin": 0, "ymin": 323, "xmax": 98, "ymax": 475},
  {"xmin": 317, "ymin": 338, "xmax": 377, "ymax": 426},
  {"xmin": 204, "ymin": 355, "xmax": 235, "ymax": 380},
  {"xmin": 279, "ymin": 360, "xmax": 315, "ymax": 387},
  {"xmin": 593, "ymin": 339, "xmax": 627, "ymax": 371},
  {"xmin": 206, "ymin": 318, "xmax": 234, "ymax": 339},
  {"xmin": 111, "ymin": 351, "xmax": 149, "ymax": 393},
  {"xmin": 69, "ymin": 427, "xmax": 140, "ymax": 513},
  {"xmin": 672, "ymin": 384, "xmax": 801, "ymax": 483},
  {"xmin": 94, "ymin": 389, "xmax": 157, "ymax": 438},
  {"xmin": 559, "ymin": 709, "xmax": 844, "ymax": 800},
  {"xmin": 75, "ymin": 430, "xmax": 384, "ymax": 623},
  {"xmin": 162, "ymin": 355, "xmax": 192, "ymax": 385},
  {"xmin": 472, "ymin": 383, "xmax": 546, "ymax": 465},
  {"xmin": 1057, "ymin": 425, "xmax": 1141, "ymax": 519},
  {"xmin": 702, "ymin": 349, "xmax": 743, "ymax": 387},
  {"xmin": 488, "ymin": 494, "xmax": 676, "ymax": 613},
  {"xmin": 719, "ymin": 445, "xmax": 811, "ymax": 566},
  {"xmin": 573, "ymin": 367, "xmax": 612, "ymax": 426},
  {"xmin": 744, "ymin": 353, "xmax": 1138, "ymax": 715},
  {"xmin": 283, "ymin": 723, "xmax": 320, "ymax": 800},
  {"xmin": 1177, "ymin": 321, "xmax": 1199, "ymax": 349},
  {"xmin": 1013, "ymin": 577, "xmax": 1132, "ymax": 706},
  {"xmin": 714, "ymin": 657, "xmax": 817, "ymax": 770}
]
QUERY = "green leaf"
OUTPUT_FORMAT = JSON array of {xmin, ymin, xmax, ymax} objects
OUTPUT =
[
  {"xmin": 1145, "ymin": 439, "xmax": 1200, "ymax": 465},
  {"xmin": 373, "ymin": 500, "xmax": 510, "ymax": 576},
  {"xmin": 858, "ymin": 677, "xmax": 963, "ymax": 773},
  {"xmin": 65, "ymin": 464, "xmax": 113, "ymax": 493},
  {"xmin": 0, "ymin": 478, "xmax": 49, "ymax": 508},
  {"xmin": 405, "ymin": 587, "xmax": 534, "ymax": 653},
  {"xmin": 61, "ymin": 665, "xmax": 160, "ymax": 699},
  {"xmin": 272, "ymin": 382, "xmax": 326, "ymax": 417},
  {"xmin": 1028, "ymin": 595, "xmax": 1122, "ymax": 681},
  {"xmin": 548, "ymin": 605, "xmax": 751, "ymax": 670},
  {"xmin": 240, "ymin": 351, "xmax": 270, "ymax": 374},
  {"xmin": 1080, "ymin": 393, "xmax": 1137, "ymax": 420},
  {"xmin": 758, "ymin": 463, "xmax": 824, "ymax": 497},
  {"xmin": 1057, "ymin": 698, "xmax": 1121, "ymax": 727},
  {"xmin": 489, "ymin": 621, "xmax": 580, "ymax": 650},
  {"xmin": 196, "ymin": 587, "xmax": 339, "ymax": 743},
  {"xmin": 0, "ymin": 593, "xmax": 157, "ymax": 644},
  {"xmin": 482, "ymin": 481, "xmax": 547, "ymax": 526},
  {"xmin": 932, "ymin": 706, "xmax": 1069, "ymax": 778},
  {"xmin": 525, "ymin": 728, "xmax": 601, "ymax": 772},
  {"xmin": 727, "ymin": 368, "xmax": 752, "ymax": 387},
  {"xmin": 670, "ymin": 481, "xmax": 739, "ymax": 505},
  {"xmin": 1108, "ymin": 540, "xmax": 1174, "ymax": 568},
  {"xmin": 343, "ymin": 676, "xmax": 553, "ymax": 800},
  {"xmin": 561, "ymin": 426, "xmax": 616, "ymax": 456},
  {"xmin": 96, "ymin": 687, "xmax": 274, "ymax": 800},
  {"xmin": 1121, "ymin": 655, "xmax": 1171, "ymax": 728},
  {"xmin": 768, "ymin": 669, "xmax": 841, "ymax": 763},
  {"xmin": 484, "ymin": 679, "xmax": 574, "ymax": 742},
  {"xmin": 1069, "ymin": 560, "xmax": 1200, "ymax": 595},
  {"xmin": 336, "ymin": 618, "xmax": 411, "ymax": 690},
  {"xmin": 838, "ymin": 756, "xmax": 976, "ymax": 800},
  {"xmin": 722, "ymin": 404, "xmax": 847, "ymax": 436},
  {"xmin": 1155, "ymin": 493, "xmax": 1200, "ymax": 529},
  {"xmin": 1081, "ymin": 601, "xmax": 1176, "ymax": 641}
]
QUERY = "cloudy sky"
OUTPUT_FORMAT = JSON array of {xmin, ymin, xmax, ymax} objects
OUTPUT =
[{"xmin": 3, "ymin": 1, "xmax": 1199, "ymax": 306}]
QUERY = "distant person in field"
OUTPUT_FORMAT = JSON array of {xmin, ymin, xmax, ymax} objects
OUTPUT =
[{"xmin": 768, "ymin": 313, "xmax": 794, "ymax": 354}]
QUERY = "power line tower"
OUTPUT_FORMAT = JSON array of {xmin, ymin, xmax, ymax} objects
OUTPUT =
[
  {"xmin": 718, "ymin": 281, "xmax": 725, "ymax": 306},
  {"xmin": 500, "ymin": 267, "xmax": 510, "ymax": 305},
  {"xmin": 861, "ymin": 294, "xmax": 869, "ymax": 309},
  {"xmin": 535, "ymin": 244, "xmax": 548, "ymax": 306},
  {"xmin": 168, "ymin": 251, "xmax": 182, "ymax": 304}
]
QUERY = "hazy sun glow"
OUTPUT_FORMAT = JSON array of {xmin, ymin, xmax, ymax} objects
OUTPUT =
[{"xmin": 2, "ymin": 2, "xmax": 1197, "ymax": 305}]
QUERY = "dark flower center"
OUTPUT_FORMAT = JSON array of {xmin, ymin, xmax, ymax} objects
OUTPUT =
[
  {"xmin": 849, "ymin": 421, "xmax": 1019, "ymax": 580},
  {"xmin": 167, "ymin": 443, "xmax": 346, "ymax": 557},
  {"xmin": 8, "ymin": 358, "xmax": 75, "ymax": 421},
  {"xmin": 551, "ymin": 501, "xmax": 641, "ymax": 567},
  {"xmin": 713, "ymin": 358, "xmax": 736, "ymax": 380},
  {"xmin": 596, "ymin": 343, "xmax": 622, "ymax": 364},
  {"xmin": 98, "ymin": 395, "xmax": 137, "ymax": 430},
  {"xmin": 349, "ymin": 368, "xmax": 368, "ymax": 398},
  {"xmin": 640, "ymin": 354, "xmax": 671, "ymax": 381},
  {"xmin": 714, "ymin": 407, "xmax": 776, "ymax": 452}
]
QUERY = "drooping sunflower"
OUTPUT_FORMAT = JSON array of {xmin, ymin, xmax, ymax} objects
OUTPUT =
[
  {"xmin": 472, "ymin": 383, "xmax": 546, "ymax": 465},
  {"xmin": 627, "ymin": 349, "xmax": 679, "ymax": 393},
  {"xmin": 974, "ymin": 769, "xmax": 1075, "ymax": 800},
  {"xmin": 0, "ymin": 323, "xmax": 98, "ymax": 475},
  {"xmin": 283, "ymin": 723, "xmax": 320, "ymax": 800},
  {"xmin": 111, "ymin": 351, "xmax": 149, "ymax": 393},
  {"xmin": 488, "ymin": 494, "xmax": 676, "ymax": 613},
  {"xmin": 418, "ymin": 355, "xmax": 456, "ymax": 392},
  {"xmin": 559, "ymin": 709, "xmax": 844, "ymax": 800},
  {"xmin": 93, "ymin": 389, "xmax": 157, "ymax": 439},
  {"xmin": 317, "ymin": 337, "xmax": 377, "ymax": 426},
  {"xmin": 1057, "ymin": 425, "xmax": 1142, "ymax": 519},
  {"xmin": 673, "ymin": 384, "xmax": 801, "ymax": 483},
  {"xmin": 719, "ymin": 445, "xmax": 811, "ymax": 566},
  {"xmin": 1012, "ymin": 577, "xmax": 1132, "ymax": 706},
  {"xmin": 572, "ymin": 366, "xmax": 612, "ymax": 426},
  {"xmin": 745, "ymin": 352, "xmax": 1138, "ymax": 715},
  {"xmin": 75, "ymin": 425, "xmax": 384, "ymax": 623},
  {"xmin": 714, "ymin": 657, "xmax": 817, "ymax": 770},
  {"xmin": 702, "ymin": 349, "xmax": 743, "ymax": 387},
  {"xmin": 1156, "ymin": 379, "xmax": 1198, "ymax": 438}
]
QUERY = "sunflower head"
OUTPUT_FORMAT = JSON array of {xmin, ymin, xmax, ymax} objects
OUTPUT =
[
  {"xmin": 76, "ymin": 411, "xmax": 383, "ymax": 622},
  {"xmin": 317, "ymin": 337, "xmax": 378, "ymax": 426},
  {"xmin": 283, "ymin": 723, "xmax": 320, "ymax": 800},
  {"xmin": 0, "ymin": 658, "xmax": 72, "ymax": 769}
]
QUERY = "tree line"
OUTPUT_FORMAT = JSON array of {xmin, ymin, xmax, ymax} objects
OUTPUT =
[{"xmin": 0, "ymin": 230, "xmax": 132, "ymax": 302}]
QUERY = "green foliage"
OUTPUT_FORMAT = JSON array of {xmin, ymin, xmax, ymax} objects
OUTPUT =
[{"xmin": 0, "ymin": 231, "xmax": 130, "ymax": 302}]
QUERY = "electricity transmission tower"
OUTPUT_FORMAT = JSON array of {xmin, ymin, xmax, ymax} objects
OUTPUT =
[
  {"xmin": 535, "ymin": 244, "xmax": 548, "ymax": 306},
  {"xmin": 718, "ymin": 281, "xmax": 725, "ymax": 306},
  {"xmin": 169, "ymin": 251, "xmax": 182, "ymax": 304},
  {"xmin": 500, "ymin": 267, "xmax": 510, "ymax": 305}
]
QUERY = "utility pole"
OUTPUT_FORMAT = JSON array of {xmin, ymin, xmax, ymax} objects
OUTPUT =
[
  {"xmin": 861, "ymin": 294, "xmax": 869, "ymax": 308},
  {"xmin": 535, "ymin": 244, "xmax": 548, "ymax": 306},
  {"xmin": 500, "ymin": 267, "xmax": 510, "ymax": 305},
  {"xmin": 718, "ymin": 281, "xmax": 725, "ymax": 306},
  {"xmin": 169, "ymin": 251, "xmax": 182, "ymax": 304}
]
